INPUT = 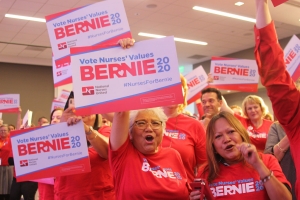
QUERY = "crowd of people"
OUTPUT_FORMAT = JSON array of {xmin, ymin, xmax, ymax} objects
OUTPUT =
[{"xmin": 0, "ymin": 0, "xmax": 299, "ymax": 199}]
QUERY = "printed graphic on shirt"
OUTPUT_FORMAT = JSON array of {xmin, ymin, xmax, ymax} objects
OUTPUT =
[
  {"xmin": 209, "ymin": 178, "xmax": 264, "ymax": 197},
  {"xmin": 247, "ymin": 126, "xmax": 267, "ymax": 139},
  {"xmin": 141, "ymin": 158, "xmax": 182, "ymax": 180},
  {"xmin": 164, "ymin": 129, "xmax": 186, "ymax": 140}
]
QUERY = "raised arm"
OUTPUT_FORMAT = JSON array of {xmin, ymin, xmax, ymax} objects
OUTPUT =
[
  {"xmin": 84, "ymin": 122, "xmax": 109, "ymax": 159},
  {"xmin": 255, "ymin": 0, "xmax": 272, "ymax": 28},
  {"xmin": 220, "ymin": 96, "xmax": 234, "ymax": 115},
  {"xmin": 16, "ymin": 107, "xmax": 22, "ymax": 130},
  {"xmin": 254, "ymin": 0, "xmax": 300, "ymax": 136},
  {"xmin": 110, "ymin": 111, "xmax": 130, "ymax": 151},
  {"xmin": 61, "ymin": 108, "xmax": 110, "ymax": 159},
  {"xmin": 264, "ymin": 123, "xmax": 290, "ymax": 162}
]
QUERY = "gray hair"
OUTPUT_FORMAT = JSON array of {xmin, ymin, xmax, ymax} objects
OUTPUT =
[{"xmin": 129, "ymin": 107, "xmax": 168, "ymax": 133}]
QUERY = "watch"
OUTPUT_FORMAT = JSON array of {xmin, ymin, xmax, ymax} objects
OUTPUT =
[{"xmin": 87, "ymin": 126, "xmax": 94, "ymax": 135}]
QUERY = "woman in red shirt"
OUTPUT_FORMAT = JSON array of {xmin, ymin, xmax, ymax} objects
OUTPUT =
[
  {"xmin": 0, "ymin": 124, "xmax": 13, "ymax": 200},
  {"xmin": 54, "ymin": 92, "xmax": 115, "ymax": 200},
  {"xmin": 222, "ymin": 95, "xmax": 273, "ymax": 152},
  {"xmin": 190, "ymin": 112, "xmax": 291, "ymax": 200},
  {"xmin": 161, "ymin": 75, "xmax": 207, "ymax": 182},
  {"xmin": 38, "ymin": 108, "xmax": 63, "ymax": 200}
]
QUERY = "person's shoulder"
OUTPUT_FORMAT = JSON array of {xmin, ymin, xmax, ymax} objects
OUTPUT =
[
  {"xmin": 159, "ymin": 147, "xmax": 182, "ymax": 158},
  {"xmin": 259, "ymin": 152, "xmax": 277, "ymax": 163},
  {"xmin": 263, "ymin": 119, "xmax": 273, "ymax": 126},
  {"xmin": 179, "ymin": 113, "xmax": 202, "ymax": 124},
  {"xmin": 197, "ymin": 164, "xmax": 209, "ymax": 179}
]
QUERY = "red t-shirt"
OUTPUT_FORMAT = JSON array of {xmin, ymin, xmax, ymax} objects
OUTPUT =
[
  {"xmin": 196, "ymin": 102, "xmax": 204, "ymax": 120},
  {"xmin": 39, "ymin": 183, "xmax": 54, "ymax": 200},
  {"xmin": 109, "ymin": 137, "xmax": 189, "ymax": 200},
  {"xmin": 0, "ymin": 138, "xmax": 11, "ymax": 166},
  {"xmin": 162, "ymin": 114, "xmax": 206, "ymax": 182},
  {"xmin": 197, "ymin": 153, "xmax": 290, "ymax": 199},
  {"xmin": 54, "ymin": 126, "xmax": 114, "ymax": 200},
  {"xmin": 234, "ymin": 114, "xmax": 272, "ymax": 152}
]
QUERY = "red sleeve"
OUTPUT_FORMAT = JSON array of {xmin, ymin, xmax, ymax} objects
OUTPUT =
[
  {"xmin": 108, "ymin": 136, "xmax": 131, "ymax": 173},
  {"xmin": 262, "ymin": 153, "xmax": 291, "ymax": 188},
  {"xmin": 234, "ymin": 113, "xmax": 248, "ymax": 129},
  {"xmin": 98, "ymin": 125, "xmax": 111, "ymax": 137},
  {"xmin": 254, "ymin": 21, "xmax": 300, "ymax": 140},
  {"xmin": 196, "ymin": 102, "xmax": 204, "ymax": 119},
  {"xmin": 194, "ymin": 122, "xmax": 207, "ymax": 166}
]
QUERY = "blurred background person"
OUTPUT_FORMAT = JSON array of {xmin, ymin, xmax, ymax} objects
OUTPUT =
[
  {"xmin": 54, "ymin": 93, "xmax": 115, "ymax": 200},
  {"xmin": 222, "ymin": 95, "xmax": 273, "ymax": 152},
  {"xmin": 200, "ymin": 87, "xmax": 223, "ymax": 130},
  {"xmin": 7, "ymin": 125, "xmax": 15, "ymax": 132},
  {"xmin": 161, "ymin": 75, "xmax": 206, "ymax": 182},
  {"xmin": 265, "ymin": 122, "xmax": 296, "ymax": 200},
  {"xmin": 38, "ymin": 108, "xmax": 63, "ymax": 200},
  {"xmin": 0, "ymin": 124, "xmax": 13, "ymax": 200},
  {"xmin": 230, "ymin": 105, "xmax": 243, "ymax": 116},
  {"xmin": 264, "ymin": 113, "xmax": 274, "ymax": 121},
  {"xmin": 37, "ymin": 117, "xmax": 49, "ymax": 127}
]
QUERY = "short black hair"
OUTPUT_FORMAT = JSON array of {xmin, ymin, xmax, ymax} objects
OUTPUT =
[{"xmin": 201, "ymin": 87, "xmax": 222, "ymax": 101}]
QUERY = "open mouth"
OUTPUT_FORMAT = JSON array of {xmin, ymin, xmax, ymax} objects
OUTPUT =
[
  {"xmin": 225, "ymin": 144, "xmax": 234, "ymax": 150},
  {"xmin": 145, "ymin": 135, "xmax": 154, "ymax": 142}
]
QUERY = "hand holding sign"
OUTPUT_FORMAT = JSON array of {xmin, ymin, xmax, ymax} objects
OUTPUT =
[
  {"xmin": 60, "ymin": 107, "xmax": 76, "ymax": 123},
  {"xmin": 118, "ymin": 38, "xmax": 135, "ymax": 49}
]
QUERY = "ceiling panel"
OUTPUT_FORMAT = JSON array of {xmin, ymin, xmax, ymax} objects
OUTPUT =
[
  {"xmin": 11, "ymin": 0, "xmax": 44, "ymax": 12},
  {"xmin": 132, "ymin": 0, "xmax": 169, "ymax": 12},
  {"xmin": 46, "ymin": 0, "xmax": 80, "ymax": 7},
  {"xmin": 19, "ymin": 49, "xmax": 43, "ymax": 57},
  {"xmin": 0, "ymin": 43, "xmax": 8, "ymax": 51},
  {"xmin": 156, "ymin": 4, "xmax": 190, "ymax": 16},
  {"xmin": 0, "ymin": 0, "xmax": 298, "ymax": 67},
  {"xmin": 1, "ymin": 44, "xmax": 27, "ymax": 55}
]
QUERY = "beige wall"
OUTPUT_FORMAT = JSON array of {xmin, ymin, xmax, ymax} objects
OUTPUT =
[{"xmin": 0, "ymin": 63, "xmax": 54, "ymax": 126}]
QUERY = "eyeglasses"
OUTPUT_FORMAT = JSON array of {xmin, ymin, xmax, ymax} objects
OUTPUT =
[{"xmin": 133, "ymin": 120, "xmax": 162, "ymax": 130}]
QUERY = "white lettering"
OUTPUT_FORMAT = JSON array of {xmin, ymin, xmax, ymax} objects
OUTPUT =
[
  {"xmin": 141, "ymin": 162, "xmax": 150, "ymax": 172},
  {"xmin": 211, "ymin": 182, "xmax": 256, "ymax": 197},
  {"xmin": 216, "ymin": 186, "xmax": 224, "ymax": 196},
  {"xmin": 246, "ymin": 182, "xmax": 255, "ymax": 192}
]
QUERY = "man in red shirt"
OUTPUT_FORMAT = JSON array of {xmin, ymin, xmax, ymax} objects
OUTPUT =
[
  {"xmin": 199, "ymin": 87, "xmax": 223, "ymax": 129},
  {"xmin": 254, "ymin": 0, "xmax": 300, "ymax": 198}
]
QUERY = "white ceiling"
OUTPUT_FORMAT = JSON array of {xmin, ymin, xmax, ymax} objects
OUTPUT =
[{"xmin": 0, "ymin": 0, "xmax": 299, "ymax": 67}]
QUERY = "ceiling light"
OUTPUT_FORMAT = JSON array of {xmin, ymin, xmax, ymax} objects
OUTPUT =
[
  {"xmin": 235, "ymin": 2, "xmax": 244, "ymax": 6},
  {"xmin": 5, "ymin": 14, "xmax": 46, "ymax": 22},
  {"xmin": 138, "ymin": 32, "xmax": 208, "ymax": 45},
  {"xmin": 192, "ymin": 6, "xmax": 256, "ymax": 23},
  {"xmin": 227, "ymin": 90, "xmax": 231, "ymax": 93}
]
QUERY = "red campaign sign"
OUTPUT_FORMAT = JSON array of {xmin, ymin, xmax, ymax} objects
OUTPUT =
[{"xmin": 271, "ymin": 0, "xmax": 288, "ymax": 7}]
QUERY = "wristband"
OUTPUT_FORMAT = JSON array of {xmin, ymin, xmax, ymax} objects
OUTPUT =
[{"xmin": 261, "ymin": 171, "xmax": 273, "ymax": 183}]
